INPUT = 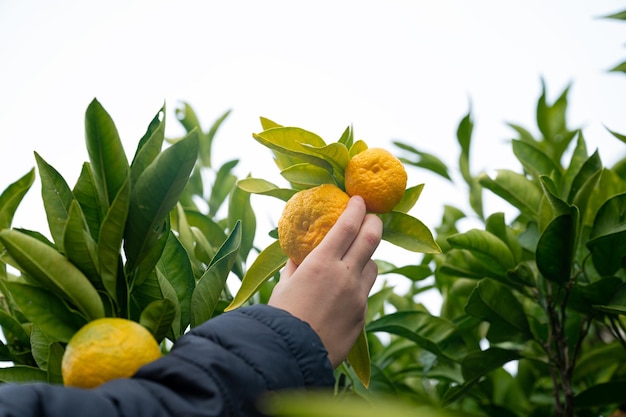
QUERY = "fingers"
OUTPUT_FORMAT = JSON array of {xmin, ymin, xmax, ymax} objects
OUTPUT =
[
  {"xmin": 311, "ymin": 196, "xmax": 367, "ymax": 260},
  {"xmin": 342, "ymin": 213, "xmax": 382, "ymax": 268},
  {"xmin": 361, "ymin": 259, "xmax": 379, "ymax": 294}
]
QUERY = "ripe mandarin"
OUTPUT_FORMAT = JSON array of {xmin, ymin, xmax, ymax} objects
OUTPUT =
[
  {"xmin": 62, "ymin": 318, "xmax": 161, "ymax": 389},
  {"xmin": 344, "ymin": 147, "xmax": 407, "ymax": 213},
  {"xmin": 278, "ymin": 184, "xmax": 350, "ymax": 265}
]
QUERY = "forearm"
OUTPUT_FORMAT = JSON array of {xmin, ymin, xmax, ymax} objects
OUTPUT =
[{"xmin": 0, "ymin": 305, "xmax": 335, "ymax": 417}]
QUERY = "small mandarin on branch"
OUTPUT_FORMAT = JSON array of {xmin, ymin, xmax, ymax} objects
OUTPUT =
[{"xmin": 344, "ymin": 147, "xmax": 407, "ymax": 213}]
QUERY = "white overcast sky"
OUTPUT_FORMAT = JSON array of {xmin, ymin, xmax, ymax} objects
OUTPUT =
[{"xmin": 1, "ymin": 1, "xmax": 626, "ymax": 278}]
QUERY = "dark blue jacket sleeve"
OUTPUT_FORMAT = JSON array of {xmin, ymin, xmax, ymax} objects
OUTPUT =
[{"xmin": 0, "ymin": 304, "xmax": 335, "ymax": 417}]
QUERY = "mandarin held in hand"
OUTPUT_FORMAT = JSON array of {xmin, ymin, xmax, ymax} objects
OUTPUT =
[{"xmin": 278, "ymin": 184, "xmax": 350, "ymax": 265}]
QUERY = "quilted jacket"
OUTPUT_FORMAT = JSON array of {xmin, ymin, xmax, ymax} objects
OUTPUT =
[{"xmin": 0, "ymin": 304, "xmax": 335, "ymax": 416}]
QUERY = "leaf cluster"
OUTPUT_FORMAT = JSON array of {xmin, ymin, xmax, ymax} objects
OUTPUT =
[
  {"xmin": 357, "ymin": 80, "xmax": 626, "ymax": 417},
  {"xmin": 0, "ymin": 99, "xmax": 244, "ymax": 383}
]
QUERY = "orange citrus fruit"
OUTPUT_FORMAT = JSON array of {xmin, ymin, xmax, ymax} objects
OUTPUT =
[
  {"xmin": 344, "ymin": 147, "xmax": 407, "ymax": 213},
  {"xmin": 62, "ymin": 318, "xmax": 162, "ymax": 389},
  {"xmin": 278, "ymin": 184, "xmax": 350, "ymax": 265}
]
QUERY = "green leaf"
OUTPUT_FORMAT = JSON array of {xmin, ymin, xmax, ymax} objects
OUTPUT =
[
  {"xmin": 461, "ymin": 347, "xmax": 521, "ymax": 382},
  {"xmin": 190, "ymin": 227, "xmax": 216, "ymax": 268},
  {"xmin": 303, "ymin": 141, "xmax": 350, "ymax": 180},
  {"xmin": 130, "ymin": 104, "xmax": 166, "ymax": 186},
  {"xmin": 225, "ymin": 240, "xmax": 287, "ymax": 311},
  {"xmin": 562, "ymin": 133, "xmax": 589, "ymax": 199},
  {"xmin": 34, "ymin": 152, "xmax": 74, "ymax": 251},
  {"xmin": 208, "ymin": 159, "xmax": 239, "ymax": 215},
  {"xmin": 72, "ymin": 163, "xmax": 103, "ymax": 240},
  {"xmin": 139, "ymin": 299, "xmax": 177, "ymax": 343},
  {"xmin": 259, "ymin": 116, "xmax": 282, "ymax": 131},
  {"xmin": 570, "ymin": 168, "xmax": 603, "ymax": 230},
  {"xmin": 582, "ymin": 169, "xmax": 626, "ymax": 230},
  {"xmin": 378, "ymin": 264, "xmax": 432, "ymax": 282},
  {"xmin": 191, "ymin": 221, "xmax": 242, "ymax": 327},
  {"xmin": 456, "ymin": 109, "xmax": 474, "ymax": 184},
  {"xmin": 124, "ymin": 130, "xmax": 199, "ymax": 270},
  {"xmin": 0, "ymin": 169, "xmax": 35, "ymax": 230},
  {"xmin": 394, "ymin": 142, "xmax": 452, "ymax": 181},
  {"xmin": 63, "ymin": 200, "xmax": 100, "ymax": 286},
  {"xmin": 465, "ymin": 279, "xmax": 532, "ymax": 341},
  {"xmin": 46, "ymin": 342, "xmax": 64, "ymax": 384},
  {"xmin": 603, "ymin": 9, "xmax": 626, "ymax": 20},
  {"xmin": 508, "ymin": 122, "xmax": 537, "ymax": 143},
  {"xmin": 606, "ymin": 125, "xmax": 626, "ymax": 145},
  {"xmin": 30, "ymin": 325, "xmax": 64, "ymax": 384},
  {"xmin": 447, "ymin": 229, "xmax": 516, "ymax": 277},
  {"xmin": 30, "ymin": 326, "xmax": 52, "ymax": 370},
  {"xmin": 538, "ymin": 175, "xmax": 570, "ymax": 217},
  {"xmin": 280, "ymin": 163, "xmax": 337, "ymax": 187},
  {"xmin": 346, "ymin": 327, "xmax": 370, "ymax": 388},
  {"xmin": 587, "ymin": 192, "xmax": 626, "ymax": 275},
  {"xmin": 536, "ymin": 212, "xmax": 576, "ymax": 283},
  {"xmin": 536, "ymin": 81, "xmax": 574, "ymax": 153},
  {"xmin": 97, "ymin": 177, "xmax": 130, "ymax": 304},
  {"xmin": 568, "ymin": 278, "xmax": 623, "ymax": 315},
  {"xmin": 393, "ymin": 184, "xmax": 424, "ymax": 214},
  {"xmin": 180, "ymin": 166, "xmax": 203, "ymax": 205},
  {"xmin": 175, "ymin": 107, "xmax": 231, "ymax": 168},
  {"xmin": 484, "ymin": 212, "xmax": 523, "ymax": 263},
  {"xmin": 479, "ymin": 170, "xmax": 542, "ymax": 219},
  {"xmin": 261, "ymin": 391, "xmax": 449, "ymax": 417},
  {"xmin": 567, "ymin": 148, "xmax": 602, "ymax": 203},
  {"xmin": 131, "ymin": 268, "xmax": 180, "ymax": 336},
  {"xmin": 367, "ymin": 310, "xmax": 469, "ymax": 362},
  {"xmin": 171, "ymin": 205, "xmax": 207, "ymax": 279},
  {"xmin": 236, "ymin": 178, "xmax": 297, "ymax": 201},
  {"xmin": 85, "ymin": 98, "xmax": 130, "ymax": 208},
  {"xmin": 184, "ymin": 210, "xmax": 229, "ymax": 250},
  {"xmin": 173, "ymin": 102, "xmax": 202, "ymax": 135},
  {"xmin": 439, "ymin": 249, "xmax": 502, "ymax": 281},
  {"xmin": 131, "ymin": 216, "xmax": 170, "ymax": 287},
  {"xmin": 5, "ymin": 281, "xmax": 86, "ymax": 343},
  {"xmin": 380, "ymin": 211, "xmax": 441, "ymax": 254},
  {"xmin": 366, "ymin": 287, "xmax": 395, "ymax": 322},
  {"xmin": 574, "ymin": 380, "xmax": 626, "ymax": 408},
  {"xmin": 609, "ymin": 61, "xmax": 626, "ymax": 73},
  {"xmin": 512, "ymin": 139, "xmax": 561, "ymax": 182},
  {"xmin": 337, "ymin": 124, "xmax": 354, "ymax": 149},
  {"xmin": 0, "ymin": 365, "xmax": 48, "ymax": 383},
  {"xmin": 0, "ymin": 309, "xmax": 31, "ymax": 347},
  {"xmin": 228, "ymin": 179, "xmax": 256, "ymax": 263},
  {"xmin": 200, "ymin": 109, "xmax": 232, "ymax": 168},
  {"xmin": 348, "ymin": 140, "xmax": 368, "ymax": 157},
  {"xmin": 252, "ymin": 127, "xmax": 333, "ymax": 172},
  {"xmin": 574, "ymin": 342, "xmax": 626, "ymax": 382},
  {"xmin": 156, "ymin": 232, "xmax": 195, "ymax": 332},
  {"xmin": 0, "ymin": 229, "xmax": 104, "ymax": 321}
]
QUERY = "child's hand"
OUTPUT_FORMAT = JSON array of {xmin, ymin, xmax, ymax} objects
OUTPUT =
[{"xmin": 269, "ymin": 195, "xmax": 383, "ymax": 368}]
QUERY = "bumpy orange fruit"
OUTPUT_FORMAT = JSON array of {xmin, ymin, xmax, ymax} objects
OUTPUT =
[
  {"xmin": 278, "ymin": 184, "xmax": 350, "ymax": 265},
  {"xmin": 344, "ymin": 147, "xmax": 407, "ymax": 213},
  {"xmin": 62, "ymin": 318, "xmax": 161, "ymax": 389}
]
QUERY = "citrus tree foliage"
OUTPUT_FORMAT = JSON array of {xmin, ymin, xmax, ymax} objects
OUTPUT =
[
  {"xmin": 0, "ymin": 99, "xmax": 244, "ymax": 383},
  {"xmin": 358, "ymin": 82, "xmax": 626, "ymax": 417}
]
